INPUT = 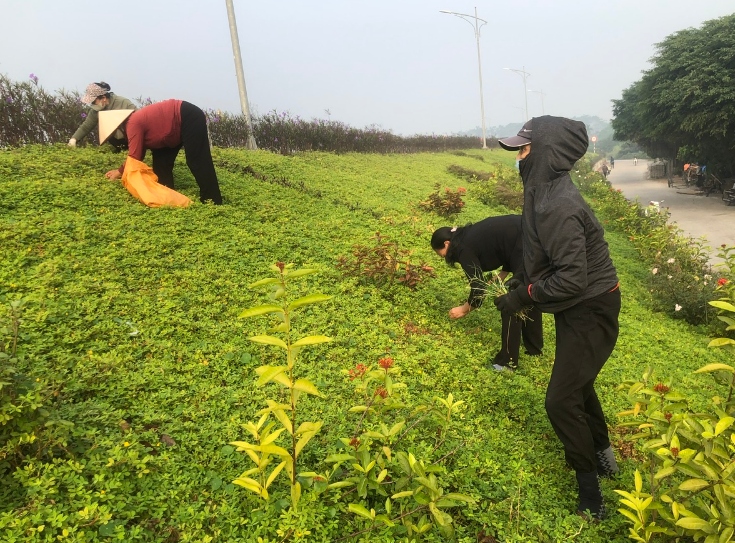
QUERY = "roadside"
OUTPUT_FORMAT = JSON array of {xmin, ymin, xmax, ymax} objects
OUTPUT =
[{"xmin": 605, "ymin": 159, "xmax": 735, "ymax": 263}]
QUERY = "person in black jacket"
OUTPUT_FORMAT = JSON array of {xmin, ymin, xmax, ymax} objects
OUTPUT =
[
  {"xmin": 494, "ymin": 117, "xmax": 621, "ymax": 520},
  {"xmin": 431, "ymin": 215, "xmax": 543, "ymax": 370}
]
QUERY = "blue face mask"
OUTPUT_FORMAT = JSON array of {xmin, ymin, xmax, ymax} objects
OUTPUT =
[{"xmin": 515, "ymin": 159, "xmax": 520, "ymax": 171}]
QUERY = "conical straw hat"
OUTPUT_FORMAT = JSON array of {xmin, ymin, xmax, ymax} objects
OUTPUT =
[{"xmin": 98, "ymin": 109, "xmax": 134, "ymax": 144}]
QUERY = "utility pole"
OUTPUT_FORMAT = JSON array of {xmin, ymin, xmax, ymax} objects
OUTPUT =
[
  {"xmin": 225, "ymin": 0, "xmax": 257, "ymax": 149},
  {"xmin": 439, "ymin": 7, "xmax": 489, "ymax": 149},
  {"xmin": 504, "ymin": 66, "xmax": 531, "ymax": 121}
]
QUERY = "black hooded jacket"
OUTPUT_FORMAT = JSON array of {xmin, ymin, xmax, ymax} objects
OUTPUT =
[{"xmin": 519, "ymin": 116, "xmax": 618, "ymax": 313}]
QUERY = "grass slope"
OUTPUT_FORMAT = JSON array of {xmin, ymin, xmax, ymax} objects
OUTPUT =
[{"xmin": 0, "ymin": 144, "xmax": 730, "ymax": 542}]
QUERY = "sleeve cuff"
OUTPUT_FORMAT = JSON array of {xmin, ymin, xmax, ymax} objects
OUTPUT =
[{"xmin": 516, "ymin": 285, "xmax": 533, "ymax": 305}]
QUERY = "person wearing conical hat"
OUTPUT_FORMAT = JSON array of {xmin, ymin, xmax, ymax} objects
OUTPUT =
[
  {"xmin": 102, "ymin": 99, "xmax": 222, "ymax": 205},
  {"xmin": 68, "ymin": 82, "xmax": 136, "ymax": 148}
]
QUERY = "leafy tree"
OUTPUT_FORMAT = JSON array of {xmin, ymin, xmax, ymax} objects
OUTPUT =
[{"xmin": 612, "ymin": 14, "xmax": 735, "ymax": 176}]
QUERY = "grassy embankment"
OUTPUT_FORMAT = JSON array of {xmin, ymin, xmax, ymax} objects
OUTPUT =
[{"xmin": 0, "ymin": 144, "xmax": 728, "ymax": 542}]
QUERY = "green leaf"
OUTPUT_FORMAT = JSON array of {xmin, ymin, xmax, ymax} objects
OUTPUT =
[
  {"xmin": 679, "ymin": 478, "xmax": 710, "ymax": 491},
  {"xmin": 695, "ymin": 363, "xmax": 735, "ymax": 373},
  {"xmin": 248, "ymin": 277, "xmax": 280, "ymax": 288},
  {"xmin": 239, "ymin": 305, "xmax": 284, "ymax": 318},
  {"xmin": 374, "ymin": 514, "xmax": 395, "ymax": 527},
  {"xmin": 295, "ymin": 429, "xmax": 320, "ymax": 457},
  {"xmin": 715, "ymin": 417, "xmax": 734, "ymax": 436},
  {"xmin": 295, "ymin": 421, "xmax": 322, "ymax": 435},
  {"xmin": 443, "ymin": 492, "xmax": 476, "ymax": 504},
  {"xmin": 249, "ymin": 335, "xmax": 288, "ymax": 349},
  {"xmin": 260, "ymin": 444, "xmax": 291, "ymax": 458},
  {"xmin": 707, "ymin": 339, "xmax": 735, "ymax": 348},
  {"xmin": 255, "ymin": 365, "xmax": 288, "ymax": 387},
  {"xmin": 676, "ymin": 517, "xmax": 714, "ymax": 532},
  {"xmin": 291, "ymin": 335, "xmax": 332, "ymax": 348},
  {"xmin": 284, "ymin": 268, "xmax": 318, "ymax": 279},
  {"xmin": 260, "ymin": 427, "xmax": 286, "ymax": 446},
  {"xmin": 709, "ymin": 301, "xmax": 735, "ymax": 312},
  {"xmin": 655, "ymin": 466, "xmax": 676, "ymax": 479},
  {"xmin": 429, "ymin": 502, "xmax": 452, "ymax": 526},
  {"xmin": 233, "ymin": 477, "xmax": 262, "ymax": 494},
  {"xmin": 348, "ymin": 503, "xmax": 374, "ymax": 520},
  {"xmin": 291, "ymin": 481, "xmax": 301, "ymax": 508},
  {"xmin": 391, "ymin": 490, "xmax": 415, "ymax": 499},
  {"xmin": 287, "ymin": 294, "xmax": 332, "ymax": 311},
  {"xmin": 325, "ymin": 453, "xmax": 355, "ymax": 463},
  {"xmin": 293, "ymin": 378, "xmax": 322, "ymax": 396},
  {"xmin": 265, "ymin": 461, "xmax": 287, "ymax": 489},
  {"xmin": 327, "ymin": 481, "xmax": 354, "ymax": 489}
]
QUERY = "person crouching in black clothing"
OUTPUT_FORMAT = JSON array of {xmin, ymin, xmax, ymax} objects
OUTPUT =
[{"xmin": 431, "ymin": 215, "xmax": 543, "ymax": 370}]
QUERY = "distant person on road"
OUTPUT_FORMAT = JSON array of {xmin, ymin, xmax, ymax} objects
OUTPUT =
[
  {"xmin": 495, "ymin": 116, "xmax": 621, "ymax": 520},
  {"xmin": 609, "ymin": 156, "xmax": 614, "ymax": 169},
  {"xmin": 430, "ymin": 215, "xmax": 543, "ymax": 371},
  {"xmin": 102, "ymin": 99, "xmax": 223, "ymax": 205},
  {"xmin": 601, "ymin": 163, "xmax": 610, "ymax": 178},
  {"xmin": 68, "ymin": 82, "xmax": 136, "ymax": 149},
  {"xmin": 634, "ymin": 156, "xmax": 638, "ymax": 166}
]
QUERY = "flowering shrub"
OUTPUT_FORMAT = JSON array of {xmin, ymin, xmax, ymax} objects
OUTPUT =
[
  {"xmin": 571, "ymin": 157, "xmax": 729, "ymax": 326},
  {"xmin": 648, "ymin": 255, "xmax": 718, "ymax": 323},
  {"xmin": 337, "ymin": 232, "xmax": 436, "ymax": 289},
  {"xmin": 418, "ymin": 183, "xmax": 466, "ymax": 218},
  {"xmin": 615, "ymin": 316, "xmax": 735, "ymax": 543}
]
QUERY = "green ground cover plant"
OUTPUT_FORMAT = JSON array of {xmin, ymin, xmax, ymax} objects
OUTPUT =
[{"xmin": 1, "ymin": 143, "xmax": 733, "ymax": 542}]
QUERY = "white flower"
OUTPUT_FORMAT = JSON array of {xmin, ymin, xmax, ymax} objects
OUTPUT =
[
  {"xmin": 667, "ymin": 258, "xmax": 675, "ymax": 264},
  {"xmin": 704, "ymin": 274, "xmax": 712, "ymax": 280},
  {"xmin": 652, "ymin": 268, "xmax": 658, "ymax": 275},
  {"xmin": 668, "ymin": 275, "xmax": 673, "ymax": 279},
  {"xmin": 675, "ymin": 304, "xmax": 682, "ymax": 311}
]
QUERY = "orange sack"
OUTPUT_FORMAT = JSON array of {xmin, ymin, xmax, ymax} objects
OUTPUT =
[{"xmin": 120, "ymin": 157, "xmax": 192, "ymax": 208}]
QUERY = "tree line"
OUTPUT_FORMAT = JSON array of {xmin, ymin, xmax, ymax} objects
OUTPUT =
[{"xmin": 611, "ymin": 13, "xmax": 735, "ymax": 177}]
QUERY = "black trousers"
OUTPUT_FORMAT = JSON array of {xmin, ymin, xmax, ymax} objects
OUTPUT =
[
  {"xmin": 151, "ymin": 101, "xmax": 223, "ymax": 204},
  {"xmin": 545, "ymin": 288, "xmax": 620, "ymax": 473},
  {"xmin": 496, "ymin": 306, "xmax": 543, "ymax": 365}
]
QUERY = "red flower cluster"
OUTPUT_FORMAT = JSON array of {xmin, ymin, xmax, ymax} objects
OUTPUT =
[
  {"xmin": 349, "ymin": 437, "xmax": 361, "ymax": 448},
  {"xmin": 653, "ymin": 382, "xmax": 670, "ymax": 394},
  {"xmin": 378, "ymin": 357, "xmax": 394, "ymax": 370},
  {"xmin": 275, "ymin": 261, "xmax": 285, "ymax": 271},
  {"xmin": 665, "ymin": 412, "xmax": 673, "ymax": 422},
  {"xmin": 374, "ymin": 386, "xmax": 388, "ymax": 398},
  {"xmin": 457, "ymin": 187, "xmax": 467, "ymax": 194},
  {"xmin": 348, "ymin": 363, "xmax": 367, "ymax": 380},
  {"xmin": 670, "ymin": 447, "xmax": 679, "ymax": 457},
  {"xmin": 718, "ymin": 277, "xmax": 729, "ymax": 286}
]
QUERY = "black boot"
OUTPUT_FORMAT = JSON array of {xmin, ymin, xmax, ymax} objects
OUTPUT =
[
  {"xmin": 576, "ymin": 470, "xmax": 606, "ymax": 520},
  {"xmin": 595, "ymin": 446, "xmax": 619, "ymax": 478}
]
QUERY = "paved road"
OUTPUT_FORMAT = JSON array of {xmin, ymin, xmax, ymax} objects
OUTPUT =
[{"xmin": 606, "ymin": 159, "xmax": 735, "ymax": 261}]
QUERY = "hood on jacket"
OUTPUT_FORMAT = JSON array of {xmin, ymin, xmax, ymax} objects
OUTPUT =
[{"xmin": 519, "ymin": 116, "xmax": 588, "ymax": 189}]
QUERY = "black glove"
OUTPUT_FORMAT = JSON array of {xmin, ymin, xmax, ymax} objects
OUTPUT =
[
  {"xmin": 494, "ymin": 285, "xmax": 533, "ymax": 314},
  {"xmin": 505, "ymin": 277, "xmax": 522, "ymax": 291}
]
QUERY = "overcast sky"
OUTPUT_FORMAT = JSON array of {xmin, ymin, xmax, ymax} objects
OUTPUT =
[{"xmin": 1, "ymin": 1, "xmax": 733, "ymax": 136}]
